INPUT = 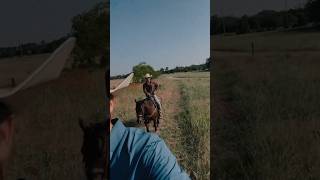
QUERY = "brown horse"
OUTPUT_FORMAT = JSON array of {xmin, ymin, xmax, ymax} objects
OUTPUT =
[{"xmin": 135, "ymin": 98, "xmax": 160, "ymax": 132}]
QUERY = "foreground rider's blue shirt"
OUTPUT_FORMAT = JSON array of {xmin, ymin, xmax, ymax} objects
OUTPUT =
[{"xmin": 110, "ymin": 118, "xmax": 190, "ymax": 180}]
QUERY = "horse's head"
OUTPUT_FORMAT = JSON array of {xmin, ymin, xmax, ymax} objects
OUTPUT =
[
  {"xmin": 135, "ymin": 99, "xmax": 144, "ymax": 124},
  {"xmin": 79, "ymin": 118, "xmax": 107, "ymax": 180}
]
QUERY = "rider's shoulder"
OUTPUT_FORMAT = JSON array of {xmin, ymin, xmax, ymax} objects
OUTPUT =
[{"xmin": 127, "ymin": 127, "xmax": 162, "ymax": 145}]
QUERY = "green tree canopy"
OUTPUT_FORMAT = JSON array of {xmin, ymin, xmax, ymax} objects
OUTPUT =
[
  {"xmin": 132, "ymin": 63, "xmax": 160, "ymax": 83},
  {"xmin": 71, "ymin": 2, "xmax": 109, "ymax": 68},
  {"xmin": 306, "ymin": 0, "xmax": 320, "ymax": 23}
]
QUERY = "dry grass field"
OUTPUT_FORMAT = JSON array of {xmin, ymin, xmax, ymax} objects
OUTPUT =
[
  {"xmin": 0, "ymin": 54, "xmax": 50, "ymax": 88},
  {"xmin": 212, "ymin": 31, "xmax": 320, "ymax": 52},
  {"xmin": 0, "ymin": 55, "xmax": 105, "ymax": 179},
  {"xmin": 212, "ymin": 31, "xmax": 320, "ymax": 179},
  {"xmin": 111, "ymin": 72, "xmax": 210, "ymax": 179}
]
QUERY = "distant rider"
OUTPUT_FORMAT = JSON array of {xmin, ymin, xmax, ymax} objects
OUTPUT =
[{"xmin": 143, "ymin": 73, "xmax": 162, "ymax": 119}]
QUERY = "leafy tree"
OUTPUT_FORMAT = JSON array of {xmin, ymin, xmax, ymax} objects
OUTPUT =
[
  {"xmin": 238, "ymin": 15, "xmax": 250, "ymax": 34},
  {"xmin": 71, "ymin": 2, "xmax": 108, "ymax": 68},
  {"xmin": 206, "ymin": 57, "xmax": 211, "ymax": 69},
  {"xmin": 305, "ymin": 0, "xmax": 320, "ymax": 23},
  {"xmin": 211, "ymin": 15, "xmax": 224, "ymax": 34},
  {"xmin": 286, "ymin": 12, "xmax": 299, "ymax": 28},
  {"xmin": 132, "ymin": 63, "xmax": 160, "ymax": 83},
  {"xmin": 291, "ymin": 8, "xmax": 308, "ymax": 26}
]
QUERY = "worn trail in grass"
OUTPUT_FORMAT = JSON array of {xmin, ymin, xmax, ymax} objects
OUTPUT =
[
  {"xmin": 157, "ymin": 76, "xmax": 183, "ymax": 160},
  {"xmin": 161, "ymin": 73, "xmax": 210, "ymax": 179},
  {"xmin": 112, "ymin": 72, "xmax": 210, "ymax": 179}
]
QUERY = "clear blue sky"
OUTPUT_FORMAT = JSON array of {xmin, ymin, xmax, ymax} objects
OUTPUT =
[{"xmin": 111, "ymin": 0, "xmax": 210, "ymax": 76}]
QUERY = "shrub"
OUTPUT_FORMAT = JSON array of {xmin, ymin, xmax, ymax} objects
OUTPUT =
[{"xmin": 132, "ymin": 63, "xmax": 160, "ymax": 83}]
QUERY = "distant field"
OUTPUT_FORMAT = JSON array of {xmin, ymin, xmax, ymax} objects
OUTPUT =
[
  {"xmin": 163, "ymin": 72, "xmax": 210, "ymax": 78},
  {"xmin": 0, "ymin": 54, "xmax": 50, "ymax": 88},
  {"xmin": 4, "ymin": 69, "xmax": 105, "ymax": 179},
  {"xmin": 212, "ymin": 31, "xmax": 320, "ymax": 52},
  {"xmin": 212, "ymin": 31, "xmax": 320, "ymax": 179},
  {"xmin": 111, "ymin": 72, "xmax": 210, "ymax": 179},
  {"xmin": 110, "ymin": 79, "xmax": 124, "ymax": 90}
]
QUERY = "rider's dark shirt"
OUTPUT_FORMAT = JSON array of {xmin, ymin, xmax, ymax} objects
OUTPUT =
[
  {"xmin": 143, "ymin": 81, "xmax": 158, "ymax": 97},
  {"xmin": 110, "ymin": 118, "xmax": 190, "ymax": 180}
]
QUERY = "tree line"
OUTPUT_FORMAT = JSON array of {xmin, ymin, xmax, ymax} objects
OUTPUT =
[
  {"xmin": 0, "ymin": 36, "xmax": 69, "ymax": 58},
  {"xmin": 211, "ymin": 0, "xmax": 320, "ymax": 35},
  {"xmin": 159, "ymin": 58, "xmax": 210, "ymax": 74},
  {"xmin": 111, "ymin": 58, "xmax": 211, "ymax": 82},
  {"xmin": 0, "ymin": 2, "xmax": 108, "ymax": 69}
]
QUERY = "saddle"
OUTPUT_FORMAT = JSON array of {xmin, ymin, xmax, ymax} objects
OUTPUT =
[{"xmin": 146, "ymin": 96, "xmax": 158, "ymax": 110}]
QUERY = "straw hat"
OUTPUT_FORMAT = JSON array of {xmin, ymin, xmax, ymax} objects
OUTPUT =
[
  {"xmin": 144, "ymin": 73, "xmax": 152, "ymax": 78},
  {"xmin": 110, "ymin": 73, "xmax": 134, "ymax": 93}
]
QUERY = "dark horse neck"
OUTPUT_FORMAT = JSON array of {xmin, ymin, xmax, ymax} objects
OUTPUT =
[{"xmin": 137, "ymin": 98, "xmax": 160, "ymax": 132}]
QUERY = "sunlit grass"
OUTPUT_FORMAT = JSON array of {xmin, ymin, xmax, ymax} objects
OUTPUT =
[
  {"xmin": 177, "ymin": 75, "xmax": 210, "ymax": 179},
  {"xmin": 111, "ymin": 72, "xmax": 210, "ymax": 179}
]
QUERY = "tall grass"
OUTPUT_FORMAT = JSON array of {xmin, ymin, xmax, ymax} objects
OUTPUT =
[
  {"xmin": 5, "ymin": 69, "xmax": 105, "ymax": 179},
  {"xmin": 111, "ymin": 73, "xmax": 210, "ymax": 179},
  {"xmin": 112, "ymin": 83, "xmax": 144, "ymax": 125},
  {"xmin": 177, "ymin": 76, "xmax": 210, "ymax": 179},
  {"xmin": 213, "ymin": 52, "xmax": 320, "ymax": 179}
]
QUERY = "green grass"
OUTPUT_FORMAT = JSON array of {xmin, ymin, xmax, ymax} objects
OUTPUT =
[
  {"xmin": 112, "ymin": 83, "xmax": 144, "ymax": 124},
  {"xmin": 176, "ymin": 76, "xmax": 210, "ymax": 179},
  {"xmin": 111, "ymin": 73, "xmax": 210, "ymax": 179},
  {"xmin": 212, "ymin": 52, "xmax": 320, "ymax": 179}
]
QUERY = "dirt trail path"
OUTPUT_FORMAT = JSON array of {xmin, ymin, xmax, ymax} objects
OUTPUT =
[
  {"xmin": 157, "ymin": 77, "xmax": 184, "ymax": 158},
  {"xmin": 113, "ymin": 73, "xmax": 209, "ymax": 179},
  {"xmin": 114, "ymin": 76, "xmax": 185, "ymax": 158}
]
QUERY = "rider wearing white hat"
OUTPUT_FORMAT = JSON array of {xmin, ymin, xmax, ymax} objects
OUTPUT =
[
  {"xmin": 109, "ymin": 73, "xmax": 189, "ymax": 180},
  {"xmin": 143, "ymin": 73, "xmax": 162, "ymax": 119},
  {"xmin": 144, "ymin": 73, "xmax": 152, "ymax": 78}
]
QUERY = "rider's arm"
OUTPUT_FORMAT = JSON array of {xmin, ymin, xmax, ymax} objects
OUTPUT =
[{"xmin": 142, "ymin": 138, "xmax": 190, "ymax": 180}]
